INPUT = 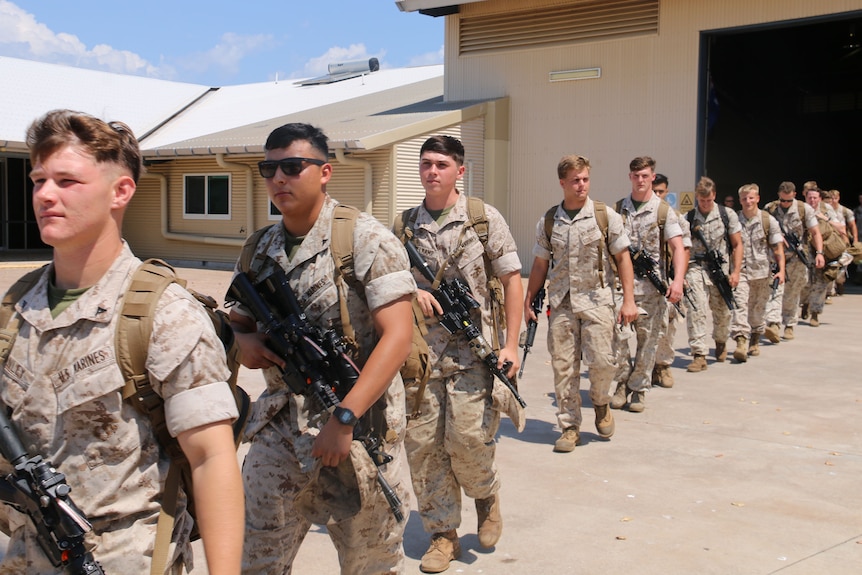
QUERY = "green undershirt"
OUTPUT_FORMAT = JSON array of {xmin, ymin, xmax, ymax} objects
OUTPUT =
[{"xmin": 48, "ymin": 282, "xmax": 90, "ymax": 319}]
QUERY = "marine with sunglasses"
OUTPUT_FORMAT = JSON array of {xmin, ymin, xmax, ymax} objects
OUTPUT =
[
  {"xmin": 763, "ymin": 181, "xmax": 824, "ymax": 341},
  {"xmin": 227, "ymin": 123, "xmax": 416, "ymax": 574}
]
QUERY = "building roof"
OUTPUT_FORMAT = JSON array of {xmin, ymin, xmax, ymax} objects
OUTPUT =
[
  {"xmin": 144, "ymin": 72, "xmax": 498, "ymax": 156},
  {"xmin": 140, "ymin": 65, "xmax": 446, "ymax": 153},
  {"xmin": 0, "ymin": 56, "xmax": 211, "ymax": 153},
  {"xmin": 0, "ymin": 57, "xmax": 467, "ymax": 158}
]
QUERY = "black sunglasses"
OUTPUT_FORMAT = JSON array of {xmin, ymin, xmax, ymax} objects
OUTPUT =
[
  {"xmin": 258, "ymin": 157, "xmax": 325, "ymax": 179},
  {"xmin": 779, "ymin": 198, "xmax": 794, "ymax": 203}
]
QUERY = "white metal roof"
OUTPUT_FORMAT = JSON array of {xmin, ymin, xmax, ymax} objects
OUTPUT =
[
  {"xmin": 140, "ymin": 65, "xmax": 444, "ymax": 150},
  {"xmin": 0, "ymin": 56, "xmax": 210, "ymax": 152}
]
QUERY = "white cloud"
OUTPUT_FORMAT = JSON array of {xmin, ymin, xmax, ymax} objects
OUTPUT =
[
  {"xmin": 292, "ymin": 44, "xmax": 386, "ymax": 79},
  {"xmin": 177, "ymin": 32, "xmax": 276, "ymax": 81},
  {"xmin": 408, "ymin": 45, "xmax": 445, "ymax": 67},
  {"xmin": 0, "ymin": 0, "xmax": 173, "ymax": 78}
]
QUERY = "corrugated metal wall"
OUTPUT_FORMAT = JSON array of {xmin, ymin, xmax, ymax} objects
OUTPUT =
[{"xmin": 448, "ymin": 0, "xmax": 862, "ymax": 271}]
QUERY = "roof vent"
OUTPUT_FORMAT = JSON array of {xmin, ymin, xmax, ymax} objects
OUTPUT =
[{"xmin": 297, "ymin": 58, "xmax": 380, "ymax": 86}]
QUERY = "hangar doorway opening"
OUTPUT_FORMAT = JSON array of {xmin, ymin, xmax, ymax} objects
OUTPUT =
[{"xmin": 700, "ymin": 12, "xmax": 862, "ymax": 207}]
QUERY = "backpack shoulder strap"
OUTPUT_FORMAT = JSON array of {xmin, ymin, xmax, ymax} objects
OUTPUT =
[
  {"xmin": 657, "ymin": 199, "xmax": 670, "ymax": 228},
  {"xmin": 0, "ymin": 266, "xmax": 46, "ymax": 367},
  {"xmin": 593, "ymin": 200, "xmax": 609, "ymax": 242},
  {"xmin": 239, "ymin": 225, "xmax": 275, "ymax": 276},
  {"xmin": 761, "ymin": 211, "xmax": 771, "ymax": 236},
  {"xmin": 394, "ymin": 207, "xmax": 419, "ymax": 243},
  {"xmin": 543, "ymin": 205, "xmax": 558, "ymax": 245},
  {"xmin": 116, "ymin": 259, "xmax": 184, "ymax": 413},
  {"xmin": 466, "ymin": 196, "xmax": 489, "ymax": 248},
  {"xmin": 330, "ymin": 204, "xmax": 361, "ymax": 346},
  {"xmin": 114, "ymin": 259, "xmax": 189, "ymax": 575}
]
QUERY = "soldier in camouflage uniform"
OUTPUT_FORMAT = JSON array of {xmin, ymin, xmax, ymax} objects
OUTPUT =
[
  {"xmin": 650, "ymin": 174, "xmax": 691, "ymax": 388},
  {"xmin": 763, "ymin": 181, "xmax": 824, "ymax": 341},
  {"xmin": 610, "ymin": 158, "xmax": 686, "ymax": 412},
  {"xmin": 228, "ymin": 123, "xmax": 416, "ymax": 574},
  {"xmin": 524, "ymin": 155, "xmax": 637, "ymax": 453},
  {"xmin": 683, "ymin": 177, "xmax": 743, "ymax": 372},
  {"xmin": 401, "ymin": 136, "xmax": 523, "ymax": 574},
  {"xmin": 800, "ymin": 188, "xmax": 845, "ymax": 327},
  {"xmin": 730, "ymin": 184, "xmax": 785, "ymax": 362},
  {"xmin": 0, "ymin": 110, "xmax": 243, "ymax": 574}
]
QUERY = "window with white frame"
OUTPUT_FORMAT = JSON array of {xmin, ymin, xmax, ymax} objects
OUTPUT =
[
  {"xmin": 184, "ymin": 174, "xmax": 231, "ymax": 219},
  {"xmin": 269, "ymin": 201, "xmax": 281, "ymax": 221}
]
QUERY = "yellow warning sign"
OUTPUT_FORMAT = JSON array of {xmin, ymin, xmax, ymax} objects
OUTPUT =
[{"xmin": 679, "ymin": 192, "xmax": 695, "ymax": 213}]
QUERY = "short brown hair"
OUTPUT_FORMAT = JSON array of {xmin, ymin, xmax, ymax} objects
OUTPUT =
[
  {"xmin": 695, "ymin": 176, "xmax": 716, "ymax": 197},
  {"xmin": 629, "ymin": 156, "xmax": 656, "ymax": 173},
  {"xmin": 26, "ymin": 109, "xmax": 143, "ymax": 183},
  {"xmin": 557, "ymin": 155, "xmax": 590, "ymax": 179},
  {"xmin": 778, "ymin": 181, "xmax": 796, "ymax": 195},
  {"xmin": 738, "ymin": 183, "xmax": 759, "ymax": 198}
]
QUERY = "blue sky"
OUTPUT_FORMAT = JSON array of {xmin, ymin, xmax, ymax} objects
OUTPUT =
[{"xmin": 0, "ymin": 0, "xmax": 444, "ymax": 86}]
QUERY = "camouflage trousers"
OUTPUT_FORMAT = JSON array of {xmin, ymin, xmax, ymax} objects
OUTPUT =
[
  {"xmin": 731, "ymin": 276, "xmax": 771, "ymax": 339},
  {"xmin": 655, "ymin": 300, "xmax": 681, "ymax": 368},
  {"xmin": 685, "ymin": 265, "xmax": 732, "ymax": 356},
  {"xmin": 805, "ymin": 267, "xmax": 832, "ymax": 314},
  {"xmin": 613, "ymin": 290, "xmax": 668, "ymax": 391},
  {"xmin": 765, "ymin": 257, "xmax": 808, "ymax": 327},
  {"xmin": 547, "ymin": 299, "xmax": 616, "ymax": 430},
  {"xmin": 242, "ymin": 406, "xmax": 408, "ymax": 575},
  {"xmin": 405, "ymin": 368, "xmax": 500, "ymax": 534}
]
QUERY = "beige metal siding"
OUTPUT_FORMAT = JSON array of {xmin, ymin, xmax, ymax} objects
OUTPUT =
[
  {"xmin": 448, "ymin": 0, "xmax": 862, "ymax": 270},
  {"xmin": 460, "ymin": 0, "xmax": 659, "ymax": 55}
]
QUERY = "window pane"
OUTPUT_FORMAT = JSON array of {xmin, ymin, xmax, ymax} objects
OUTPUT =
[
  {"xmin": 185, "ymin": 176, "xmax": 205, "ymax": 214},
  {"xmin": 208, "ymin": 175, "xmax": 229, "ymax": 215},
  {"xmin": 270, "ymin": 202, "xmax": 280, "ymax": 216}
]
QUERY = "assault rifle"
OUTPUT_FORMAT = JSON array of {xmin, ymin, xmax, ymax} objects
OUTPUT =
[
  {"xmin": 690, "ymin": 224, "xmax": 738, "ymax": 310},
  {"xmin": 518, "ymin": 287, "xmax": 545, "ymax": 378},
  {"xmin": 227, "ymin": 264, "xmax": 403, "ymax": 522},
  {"xmin": 0, "ymin": 407, "xmax": 105, "ymax": 574},
  {"xmin": 404, "ymin": 241, "xmax": 527, "ymax": 408},
  {"xmin": 628, "ymin": 247, "xmax": 685, "ymax": 318},
  {"xmin": 774, "ymin": 217, "xmax": 811, "ymax": 268}
]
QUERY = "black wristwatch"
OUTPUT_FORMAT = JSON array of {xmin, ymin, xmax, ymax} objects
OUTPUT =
[{"xmin": 333, "ymin": 406, "xmax": 359, "ymax": 427}]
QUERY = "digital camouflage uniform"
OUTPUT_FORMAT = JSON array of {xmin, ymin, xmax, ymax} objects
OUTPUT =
[
  {"xmin": 731, "ymin": 210, "xmax": 783, "ymax": 339},
  {"xmin": 0, "ymin": 243, "xmax": 238, "ymax": 575},
  {"xmin": 613, "ymin": 195, "xmax": 684, "ymax": 392},
  {"xmin": 802, "ymin": 203, "xmax": 842, "ymax": 315},
  {"xmin": 764, "ymin": 199, "xmax": 818, "ymax": 328},
  {"xmin": 232, "ymin": 197, "xmax": 415, "ymax": 575},
  {"xmin": 655, "ymin": 214, "xmax": 692, "ymax": 369},
  {"xmin": 685, "ymin": 205, "xmax": 742, "ymax": 357},
  {"xmin": 534, "ymin": 199, "xmax": 630, "ymax": 431},
  {"xmin": 403, "ymin": 192, "xmax": 521, "ymax": 535}
]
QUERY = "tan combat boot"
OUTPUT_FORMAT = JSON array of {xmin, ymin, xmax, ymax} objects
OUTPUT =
[
  {"xmin": 594, "ymin": 404, "xmax": 615, "ymax": 438},
  {"xmin": 765, "ymin": 323, "xmax": 781, "ymax": 344},
  {"xmin": 809, "ymin": 312, "xmax": 820, "ymax": 327},
  {"xmin": 748, "ymin": 333, "xmax": 760, "ymax": 357},
  {"xmin": 686, "ymin": 355, "xmax": 708, "ymax": 372},
  {"xmin": 476, "ymin": 495, "xmax": 502, "ymax": 548},
  {"xmin": 653, "ymin": 365, "xmax": 674, "ymax": 388},
  {"xmin": 609, "ymin": 382, "xmax": 629, "ymax": 409},
  {"xmin": 420, "ymin": 530, "xmax": 461, "ymax": 573},
  {"xmin": 554, "ymin": 427, "xmax": 579, "ymax": 453},
  {"xmin": 715, "ymin": 341, "xmax": 727, "ymax": 362},
  {"xmin": 733, "ymin": 336, "xmax": 748, "ymax": 363},
  {"xmin": 783, "ymin": 326, "xmax": 794, "ymax": 340},
  {"xmin": 628, "ymin": 391, "xmax": 645, "ymax": 413}
]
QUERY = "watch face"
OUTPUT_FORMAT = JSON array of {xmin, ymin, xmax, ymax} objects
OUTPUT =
[{"xmin": 335, "ymin": 407, "xmax": 357, "ymax": 426}]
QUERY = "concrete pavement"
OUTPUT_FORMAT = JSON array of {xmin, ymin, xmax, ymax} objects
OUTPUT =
[{"xmin": 0, "ymin": 259, "xmax": 860, "ymax": 574}]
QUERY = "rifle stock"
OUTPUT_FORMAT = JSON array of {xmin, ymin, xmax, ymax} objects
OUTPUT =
[{"xmin": 405, "ymin": 241, "xmax": 527, "ymax": 408}]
